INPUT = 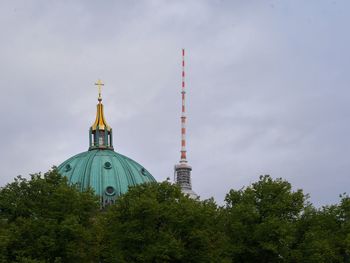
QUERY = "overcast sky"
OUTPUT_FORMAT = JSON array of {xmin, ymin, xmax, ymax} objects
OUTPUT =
[{"xmin": 0, "ymin": 0, "xmax": 349, "ymax": 206}]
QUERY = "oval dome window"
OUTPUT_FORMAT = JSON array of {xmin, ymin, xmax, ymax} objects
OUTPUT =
[
  {"xmin": 105, "ymin": 186, "xmax": 115, "ymax": 196},
  {"xmin": 104, "ymin": 161, "xmax": 112, "ymax": 169},
  {"xmin": 65, "ymin": 164, "xmax": 72, "ymax": 172},
  {"xmin": 141, "ymin": 168, "xmax": 147, "ymax": 176}
]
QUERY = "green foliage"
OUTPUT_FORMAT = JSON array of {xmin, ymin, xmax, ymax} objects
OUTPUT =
[
  {"xmin": 1, "ymin": 171, "xmax": 350, "ymax": 262},
  {"xmin": 223, "ymin": 175, "xmax": 307, "ymax": 262},
  {"xmin": 292, "ymin": 195, "xmax": 350, "ymax": 262},
  {"xmin": 0, "ymin": 169, "xmax": 100, "ymax": 263},
  {"xmin": 341, "ymin": 196, "xmax": 350, "ymax": 258},
  {"xmin": 98, "ymin": 181, "xmax": 227, "ymax": 263}
]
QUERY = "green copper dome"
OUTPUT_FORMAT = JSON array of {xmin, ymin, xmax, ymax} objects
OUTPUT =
[
  {"xmin": 58, "ymin": 149, "xmax": 155, "ymax": 205},
  {"xmin": 58, "ymin": 80, "xmax": 156, "ymax": 205}
]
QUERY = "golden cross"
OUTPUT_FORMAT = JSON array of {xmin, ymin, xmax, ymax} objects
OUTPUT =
[{"xmin": 94, "ymin": 79, "xmax": 104, "ymax": 100}]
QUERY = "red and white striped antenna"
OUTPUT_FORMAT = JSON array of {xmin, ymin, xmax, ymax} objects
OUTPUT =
[
  {"xmin": 180, "ymin": 48, "xmax": 187, "ymax": 163},
  {"xmin": 174, "ymin": 49, "xmax": 197, "ymax": 198}
]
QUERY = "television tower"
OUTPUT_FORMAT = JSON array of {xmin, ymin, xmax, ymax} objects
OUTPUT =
[{"xmin": 174, "ymin": 49, "xmax": 197, "ymax": 199}]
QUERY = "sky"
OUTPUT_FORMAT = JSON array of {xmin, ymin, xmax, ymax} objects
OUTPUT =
[{"xmin": 0, "ymin": 0, "xmax": 349, "ymax": 206}]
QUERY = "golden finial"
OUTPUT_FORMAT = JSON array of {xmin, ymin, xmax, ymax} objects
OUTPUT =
[
  {"xmin": 95, "ymin": 79, "xmax": 104, "ymax": 102},
  {"xmin": 91, "ymin": 79, "xmax": 111, "ymax": 132}
]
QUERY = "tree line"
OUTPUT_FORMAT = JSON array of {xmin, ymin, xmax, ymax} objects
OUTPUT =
[{"xmin": 0, "ymin": 169, "xmax": 349, "ymax": 262}]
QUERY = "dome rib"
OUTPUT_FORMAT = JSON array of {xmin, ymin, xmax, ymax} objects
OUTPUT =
[
  {"xmin": 114, "ymin": 153, "xmax": 133, "ymax": 188},
  {"xmin": 110, "ymin": 154, "xmax": 123, "ymax": 195},
  {"xmin": 127, "ymin": 159, "xmax": 144, "ymax": 184}
]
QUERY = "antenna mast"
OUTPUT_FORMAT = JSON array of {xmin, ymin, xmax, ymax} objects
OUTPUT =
[
  {"xmin": 180, "ymin": 48, "xmax": 187, "ymax": 163},
  {"xmin": 174, "ymin": 49, "xmax": 197, "ymax": 198}
]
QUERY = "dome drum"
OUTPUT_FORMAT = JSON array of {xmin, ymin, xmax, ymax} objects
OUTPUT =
[{"xmin": 89, "ymin": 127, "xmax": 114, "ymax": 150}]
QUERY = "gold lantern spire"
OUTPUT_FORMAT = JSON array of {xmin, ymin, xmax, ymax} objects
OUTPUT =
[{"xmin": 91, "ymin": 79, "xmax": 111, "ymax": 132}]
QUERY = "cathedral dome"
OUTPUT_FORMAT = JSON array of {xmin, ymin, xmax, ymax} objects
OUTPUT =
[
  {"xmin": 58, "ymin": 80, "xmax": 156, "ymax": 205},
  {"xmin": 58, "ymin": 149, "xmax": 155, "ymax": 205}
]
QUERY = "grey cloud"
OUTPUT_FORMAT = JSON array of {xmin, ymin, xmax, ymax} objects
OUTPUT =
[{"xmin": 0, "ymin": 0, "xmax": 349, "ymax": 207}]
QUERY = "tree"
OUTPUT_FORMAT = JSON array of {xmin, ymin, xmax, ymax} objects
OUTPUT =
[
  {"xmin": 223, "ymin": 175, "xmax": 307, "ymax": 262},
  {"xmin": 0, "ymin": 169, "xmax": 100, "ymax": 263},
  {"xmin": 293, "ymin": 195, "xmax": 350, "ymax": 262},
  {"xmin": 341, "ymin": 195, "xmax": 350, "ymax": 260},
  {"xmin": 2, "ymin": 169, "xmax": 349, "ymax": 262},
  {"xmin": 99, "ymin": 181, "xmax": 228, "ymax": 263}
]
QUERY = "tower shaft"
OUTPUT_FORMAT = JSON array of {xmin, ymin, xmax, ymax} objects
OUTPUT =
[{"xmin": 175, "ymin": 49, "xmax": 197, "ymax": 198}]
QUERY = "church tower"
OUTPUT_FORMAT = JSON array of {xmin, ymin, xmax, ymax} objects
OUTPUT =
[{"xmin": 174, "ymin": 49, "xmax": 198, "ymax": 199}]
